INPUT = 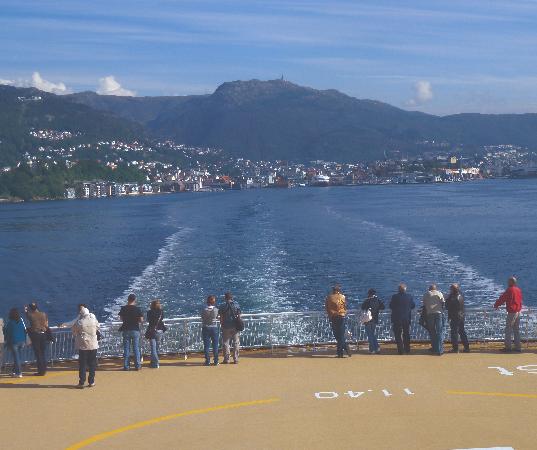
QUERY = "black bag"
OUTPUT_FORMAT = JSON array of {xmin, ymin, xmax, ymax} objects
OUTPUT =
[
  {"xmin": 418, "ymin": 307, "xmax": 428, "ymax": 329},
  {"xmin": 45, "ymin": 327, "xmax": 56, "ymax": 343},
  {"xmin": 229, "ymin": 305, "xmax": 244, "ymax": 332},
  {"xmin": 145, "ymin": 312, "xmax": 162, "ymax": 339},
  {"xmin": 96, "ymin": 329, "xmax": 103, "ymax": 341}
]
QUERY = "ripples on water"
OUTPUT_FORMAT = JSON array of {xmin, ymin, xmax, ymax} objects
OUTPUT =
[{"xmin": 1, "ymin": 180, "xmax": 536, "ymax": 322}]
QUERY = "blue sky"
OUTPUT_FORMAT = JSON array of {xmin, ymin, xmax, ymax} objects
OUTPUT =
[{"xmin": 1, "ymin": 0, "xmax": 536, "ymax": 114}]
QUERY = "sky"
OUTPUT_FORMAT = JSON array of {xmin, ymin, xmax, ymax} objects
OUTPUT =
[{"xmin": 1, "ymin": 0, "xmax": 537, "ymax": 115}]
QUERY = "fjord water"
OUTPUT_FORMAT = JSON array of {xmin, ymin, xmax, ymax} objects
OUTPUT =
[{"xmin": 1, "ymin": 179, "xmax": 536, "ymax": 323}]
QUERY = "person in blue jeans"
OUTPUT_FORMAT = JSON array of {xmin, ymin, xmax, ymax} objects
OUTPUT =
[
  {"xmin": 361, "ymin": 289, "xmax": 385, "ymax": 354},
  {"xmin": 119, "ymin": 294, "xmax": 143, "ymax": 370},
  {"xmin": 3, "ymin": 308, "xmax": 27, "ymax": 377},
  {"xmin": 201, "ymin": 295, "xmax": 219, "ymax": 366},
  {"xmin": 146, "ymin": 299, "xmax": 166, "ymax": 368},
  {"xmin": 422, "ymin": 284, "xmax": 446, "ymax": 356}
]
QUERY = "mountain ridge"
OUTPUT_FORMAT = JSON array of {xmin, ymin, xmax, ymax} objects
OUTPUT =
[{"xmin": 2, "ymin": 79, "xmax": 537, "ymax": 165}]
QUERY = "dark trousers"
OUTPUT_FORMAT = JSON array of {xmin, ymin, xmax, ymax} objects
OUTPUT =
[
  {"xmin": 450, "ymin": 318, "xmax": 469, "ymax": 351},
  {"xmin": 202, "ymin": 327, "xmax": 219, "ymax": 364},
  {"xmin": 79, "ymin": 349, "xmax": 97, "ymax": 385},
  {"xmin": 330, "ymin": 316, "xmax": 346, "ymax": 356},
  {"xmin": 29, "ymin": 331, "xmax": 47, "ymax": 374},
  {"xmin": 392, "ymin": 321, "xmax": 411, "ymax": 354}
]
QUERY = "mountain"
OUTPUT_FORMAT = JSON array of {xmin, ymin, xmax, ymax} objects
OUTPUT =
[
  {"xmin": 3, "ymin": 80, "xmax": 537, "ymax": 165},
  {"xmin": 0, "ymin": 85, "xmax": 144, "ymax": 166},
  {"xmin": 68, "ymin": 79, "xmax": 537, "ymax": 161}
]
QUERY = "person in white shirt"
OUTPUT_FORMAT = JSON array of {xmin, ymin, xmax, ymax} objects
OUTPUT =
[
  {"xmin": 72, "ymin": 307, "xmax": 100, "ymax": 388},
  {"xmin": 60, "ymin": 304, "xmax": 91, "ymax": 328}
]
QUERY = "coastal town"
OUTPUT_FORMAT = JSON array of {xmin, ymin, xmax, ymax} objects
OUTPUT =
[{"xmin": 1, "ymin": 129, "xmax": 537, "ymax": 201}]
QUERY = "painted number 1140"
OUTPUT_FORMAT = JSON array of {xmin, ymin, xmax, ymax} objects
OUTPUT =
[{"xmin": 488, "ymin": 365, "xmax": 537, "ymax": 376}]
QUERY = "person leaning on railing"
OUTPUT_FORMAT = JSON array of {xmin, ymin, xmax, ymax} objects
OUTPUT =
[
  {"xmin": 146, "ymin": 299, "xmax": 166, "ymax": 369},
  {"xmin": 25, "ymin": 302, "xmax": 49, "ymax": 376},
  {"xmin": 361, "ymin": 289, "xmax": 385, "ymax": 354},
  {"xmin": 2, "ymin": 309, "xmax": 27, "ymax": 378},
  {"xmin": 325, "ymin": 284, "xmax": 351, "ymax": 358},
  {"xmin": 201, "ymin": 295, "xmax": 219, "ymax": 366},
  {"xmin": 118, "ymin": 294, "xmax": 143, "ymax": 370},
  {"xmin": 422, "ymin": 284, "xmax": 446, "ymax": 356},
  {"xmin": 59, "ymin": 304, "xmax": 88, "ymax": 328},
  {"xmin": 445, "ymin": 284, "xmax": 470, "ymax": 353},
  {"xmin": 219, "ymin": 292, "xmax": 241, "ymax": 364},
  {"xmin": 494, "ymin": 276, "xmax": 523, "ymax": 353},
  {"xmin": 389, "ymin": 284, "xmax": 415, "ymax": 355}
]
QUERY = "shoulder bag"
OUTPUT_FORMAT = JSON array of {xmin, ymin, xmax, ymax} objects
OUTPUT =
[
  {"xmin": 230, "ymin": 305, "xmax": 245, "ymax": 332},
  {"xmin": 360, "ymin": 308, "xmax": 373, "ymax": 324},
  {"xmin": 20, "ymin": 317, "xmax": 33, "ymax": 346},
  {"xmin": 145, "ymin": 312, "xmax": 162, "ymax": 339}
]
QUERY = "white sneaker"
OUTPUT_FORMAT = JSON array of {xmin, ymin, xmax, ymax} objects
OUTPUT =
[{"xmin": 12, "ymin": 373, "xmax": 22, "ymax": 378}]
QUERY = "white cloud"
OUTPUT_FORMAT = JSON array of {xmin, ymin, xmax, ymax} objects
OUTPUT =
[
  {"xmin": 30, "ymin": 72, "xmax": 68, "ymax": 94},
  {"xmin": 0, "ymin": 72, "xmax": 68, "ymax": 94},
  {"xmin": 97, "ymin": 75, "xmax": 135, "ymax": 96},
  {"xmin": 405, "ymin": 80, "xmax": 433, "ymax": 106}
]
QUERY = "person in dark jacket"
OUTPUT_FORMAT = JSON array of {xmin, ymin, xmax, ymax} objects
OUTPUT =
[
  {"xmin": 445, "ymin": 284, "xmax": 470, "ymax": 353},
  {"xmin": 219, "ymin": 292, "xmax": 241, "ymax": 364},
  {"xmin": 3, "ymin": 308, "xmax": 27, "ymax": 377},
  {"xmin": 361, "ymin": 289, "xmax": 385, "ymax": 354},
  {"xmin": 146, "ymin": 299, "xmax": 166, "ymax": 368},
  {"xmin": 389, "ymin": 283, "xmax": 416, "ymax": 355},
  {"xmin": 25, "ymin": 302, "xmax": 49, "ymax": 376}
]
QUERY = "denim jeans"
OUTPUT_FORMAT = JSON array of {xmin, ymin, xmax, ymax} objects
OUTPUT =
[
  {"xmin": 29, "ymin": 331, "xmax": 48, "ymax": 374},
  {"xmin": 330, "ymin": 316, "xmax": 346, "ymax": 356},
  {"xmin": 364, "ymin": 321, "xmax": 379, "ymax": 353},
  {"xmin": 122, "ymin": 330, "xmax": 141, "ymax": 369},
  {"xmin": 505, "ymin": 312, "xmax": 521, "ymax": 351},
  {"xmin": 150, "ymin": 331, "xmax": 162, "ymax": 367},
  {"xmin": 9, "ymin": 342, "xmax": 25, "ymax": 375},
  {"xmin": 78, "ymin": 349, "xmax": 97, "ymax": 384},
  {"xmin": 202, "ymin": 326, "xmax": 219, "ymax": 364},
  {"xmin": 427, "ymin": 313, "xmax": 445, "ymax": 354},
  {"xmin": 449, "ymin": 317, "xmax": 469, "ymax": 351}
]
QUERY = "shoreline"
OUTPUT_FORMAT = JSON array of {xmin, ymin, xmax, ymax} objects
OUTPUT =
[{"xmin": 0, "ymin": 176, "xmax": 520, "ymax": 205}]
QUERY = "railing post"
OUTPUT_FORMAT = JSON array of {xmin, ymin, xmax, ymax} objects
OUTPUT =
[
  {"xmin": 524, "ymin": 308, "xmax": 530, "ymax": 349},
  {"xmin": 482, "ymin": 310, "xmax": 488, "ymax": 349},
  {"xmin": 183, "ymin": 320, "xmax": 189, "ymax": 360},
  {"xmin": 269, "ymin": 315, "xmax": 274, "ymax": 355}
]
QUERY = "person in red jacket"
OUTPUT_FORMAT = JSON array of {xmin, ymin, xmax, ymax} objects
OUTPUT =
[{"xmin": 494, "ymin": 276, "xmax": 523, "ymax": 352}]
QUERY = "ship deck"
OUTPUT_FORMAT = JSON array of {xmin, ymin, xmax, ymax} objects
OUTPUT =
[{"xmin": 1, "ymin": 343, "xmax": 536, "ymax": 450}]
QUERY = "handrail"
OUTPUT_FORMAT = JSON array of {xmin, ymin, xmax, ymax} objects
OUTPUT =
[{"xmin": 2, "ymin": 307, "xmax": 535, "ymax": 371}]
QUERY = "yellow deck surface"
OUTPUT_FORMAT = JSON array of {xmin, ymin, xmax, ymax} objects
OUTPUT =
[{"xmin": 1, "ymin": 344, "xmax": 536, "ymax": 450}]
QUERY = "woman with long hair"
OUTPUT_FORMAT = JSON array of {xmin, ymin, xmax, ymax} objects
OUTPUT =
[
  {"xmin": 2, "ymin": 308, "xmax": 27, "ymax": 377},
  {"xmin": 146, "ymin": 299, "xmax": 166, "ymax": 368}
]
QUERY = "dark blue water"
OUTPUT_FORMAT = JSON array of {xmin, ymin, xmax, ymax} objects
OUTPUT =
[{"xmin": 1, "ymin": 179, "xmax": 536, "ymax": 323}]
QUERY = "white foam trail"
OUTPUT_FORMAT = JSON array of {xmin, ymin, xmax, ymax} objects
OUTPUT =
[
  {"xmin": 360, "ymin": 219, "xmax": 504, "ymax": 303},
  {"xmin": 104, "ymin": 228, "xmax": 192, "ymax": 320},
  {"xmin": 325, "ymin": 206, "xmax": 504, "ymax": 304}
]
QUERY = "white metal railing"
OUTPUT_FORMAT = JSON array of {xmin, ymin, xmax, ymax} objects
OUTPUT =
[{"xmin": 2, "ymin": 308, "xmax": 536, "ymax": 371}]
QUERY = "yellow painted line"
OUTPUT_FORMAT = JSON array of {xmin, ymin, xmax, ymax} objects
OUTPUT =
[
  {"xmin": 65, "ymin": 397, "xmax": 280, "ymax": 450},
  {"xmin": 0, "ymin": 371, "xmax": 77, "ymax": 384},
  {"xmin": 448, "ymin": 390, "xmax": 537, "ymax": 399}
]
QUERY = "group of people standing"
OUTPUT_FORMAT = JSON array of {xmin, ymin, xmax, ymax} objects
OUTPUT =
[
  {"xmin": 1, "ymin": 303, "xmax": 52, "ymax": 377},
  {"xmin": 325, "ymin": 276, "xmax": 524, "ymax": 356},
  {"xmin": 1, "ymin": 276, "xmax": 525, "ymax": 387}
]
